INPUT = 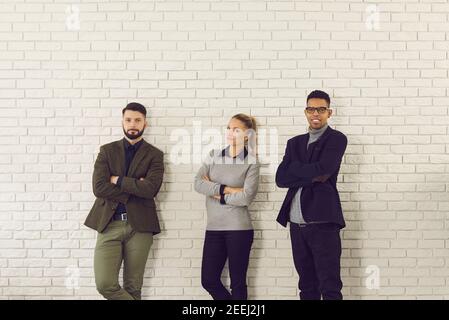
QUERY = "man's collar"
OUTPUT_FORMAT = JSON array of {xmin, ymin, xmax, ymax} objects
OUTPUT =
[{"xmin": 123, "ymin": 138, "xmax": 144, "ymax": 150}]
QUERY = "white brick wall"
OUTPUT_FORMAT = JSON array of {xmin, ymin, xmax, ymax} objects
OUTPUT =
[{"xmin": 0, "ymin": 0, "xmax": 448, "ymax": 300}]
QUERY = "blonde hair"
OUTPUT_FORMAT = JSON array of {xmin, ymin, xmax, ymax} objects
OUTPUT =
[
  {"xmin": 231, "ymin": 113, "xmax": 257, "ymax": 155},
  {"xmin": 232, "ymin": 113, "xmax": 257, "ymax": 132}
]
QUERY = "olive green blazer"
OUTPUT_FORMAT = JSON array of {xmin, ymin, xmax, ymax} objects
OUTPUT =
[{"xmin": 85, "ymin": 138, "xmax": 164, "ymax": 234}]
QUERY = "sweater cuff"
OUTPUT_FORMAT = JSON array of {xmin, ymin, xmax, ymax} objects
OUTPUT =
[
  {"xmin": 219, "ymin": 184, "xmax": 227, "ymax": 196},
  {"xmin": 220, "ymin": 194, "xmax": 226, "ymax": 205}
]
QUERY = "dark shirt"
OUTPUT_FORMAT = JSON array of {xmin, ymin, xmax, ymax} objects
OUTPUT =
[{"xmin": 115, "ymin": 138, "xmax": 143, "ymax": 215}]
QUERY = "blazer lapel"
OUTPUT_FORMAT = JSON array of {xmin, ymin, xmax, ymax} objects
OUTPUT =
[
  {"xmin": 128, "ymin": 140, "xmax": 150, "ymax": 177},
  {"xmin": 114, "ymin": 140, "xmax": 126, "ymax": 175},
  {"xmin": 300, "ymin": 134, "xmax": 309, "ymax": 163}
]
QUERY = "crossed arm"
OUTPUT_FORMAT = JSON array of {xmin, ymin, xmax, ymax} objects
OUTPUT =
[
  {"xmin": 275, "ymin": 134, "xmax": 347, "ymax": 188},
  {"xmin": 220, "ymin": 164, "xmax": 260, "ymax": 206},
  {"xmin": 194, "ymin": 159, "xmax": 260, "ymax": 207},
  {"xmin": 193, "ymin": 162, "xmax": 243, "ymax": 197},
  {"xmin": 92, "ymin": 146, "xmax": 164, "ymax": 202}
]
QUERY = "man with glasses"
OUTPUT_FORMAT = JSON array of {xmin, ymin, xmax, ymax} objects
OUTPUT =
[{"xmin": 275, "ymin": 90, "xmax": 347, "ymax": 300}]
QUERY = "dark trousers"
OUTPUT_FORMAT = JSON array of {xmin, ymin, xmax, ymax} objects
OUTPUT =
[
  {"xmin": 201, "ymin": 230, "xmax": 254, "ymax": 300},
  {"xmin": 290, "ymin": 222, "xmax": 343, "ymax": 300}
]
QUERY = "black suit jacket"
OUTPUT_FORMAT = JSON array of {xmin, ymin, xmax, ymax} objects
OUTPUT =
[
  {"xmin": 275, "ymin": 126, "xmax": 347, "ymax": 228},
  {"xmin": 85, "ymin": 139, "xmax": 164, "ymax": 234}
]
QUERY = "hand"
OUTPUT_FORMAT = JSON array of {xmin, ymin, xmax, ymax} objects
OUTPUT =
[
  {"xmin": 202, "ymin": 176, "xmax": 211, "ymax": 182},
  {"xmin": 110, "ymin": 176, "xmax": 119, "ymax": 184},
  {"xmin": 312, "ymin": 175, "xmax": 330, "ymax": 183},
  {"xmin": 224, "ymin": 186, "xmax": 243, "ymax": 194},
  {"xmin": 212, "ymin": 195, "xmax": 221, "ymax": 200},
  {"xmin": 139, "ymin": 177, "xmax": 144, "ymax": 181}
]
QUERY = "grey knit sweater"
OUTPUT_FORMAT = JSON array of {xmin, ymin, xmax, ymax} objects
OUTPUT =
[{"xmin": 194, "ymin": 147, "xmax": 260, "ymax": 231}]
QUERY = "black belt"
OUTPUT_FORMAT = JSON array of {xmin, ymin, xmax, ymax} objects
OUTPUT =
[
  {"xmin": 297, "ymin": 222, "xmax": 331, "ymax": 228},
  {"xmin": 112, "ymin": 212, "xmax": 127, "ymax": 221}
]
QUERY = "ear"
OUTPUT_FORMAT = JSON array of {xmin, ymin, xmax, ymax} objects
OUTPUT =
[{"xmin": 328, "ymin": 109, "xmax": 333, "ymax": 117}]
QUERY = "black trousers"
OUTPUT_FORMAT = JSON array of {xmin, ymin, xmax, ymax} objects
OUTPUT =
[
  {"xmin": 290, "ymin": 222, "xmax": 343, "ymax": 300},
  {"xmin": 201, "ymin": 230, "xmax": 254, "ymax": 300}
]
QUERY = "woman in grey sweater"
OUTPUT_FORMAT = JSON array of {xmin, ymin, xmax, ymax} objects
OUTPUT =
[{"xmin": 194, "ymin": 113, "xmax": 260, "ymax": 300}]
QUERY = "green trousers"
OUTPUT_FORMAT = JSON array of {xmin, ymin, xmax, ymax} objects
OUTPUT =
[{"xmin": 94, "ymin": 220, "xmax": 153, "ymax": 300}]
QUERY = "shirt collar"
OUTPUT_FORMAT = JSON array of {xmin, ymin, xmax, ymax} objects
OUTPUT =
[
  {"xmin": 123, "ymin": 138, "xmax": 144, "ymax": 151},
  {"xmin": 221, "ymin": 146, "xmax": 248, "ymax": 160}
]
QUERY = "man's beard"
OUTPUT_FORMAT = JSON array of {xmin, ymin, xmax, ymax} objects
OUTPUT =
[{"xmin": 123, "ymin": 127, "xmax": 145, "ymax": 140}]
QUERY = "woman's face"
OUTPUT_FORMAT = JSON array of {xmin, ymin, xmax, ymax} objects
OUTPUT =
[{"xmin": 226, "ymin": 118, "xmax": 248, "ymax": 146}]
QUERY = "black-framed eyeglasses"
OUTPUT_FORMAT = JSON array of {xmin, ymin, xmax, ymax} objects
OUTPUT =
[{"xmin": 305, "ymin": 107, "xmax": 329, "ymax": 114}]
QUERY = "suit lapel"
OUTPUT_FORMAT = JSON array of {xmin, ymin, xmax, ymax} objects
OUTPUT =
[
  {"xmin": 114, "ymin": 140, "xmax": 126, "ymax": 175},
  {"xmin": 299, "ymin": 134, "xmax": 309, "ymax": 163},
  {"xmin": 128, "ymin": 140, "xmax": 150, "ymax": 177}
]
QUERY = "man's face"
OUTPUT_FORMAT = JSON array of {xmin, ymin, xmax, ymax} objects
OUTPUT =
[
  {"xmin": 304, "ymin": 98, "xmax": 332, "ymax": 130},
  {"xmin": 122, "ymin": 110, "xmax": 147, "ymax": 140}
]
